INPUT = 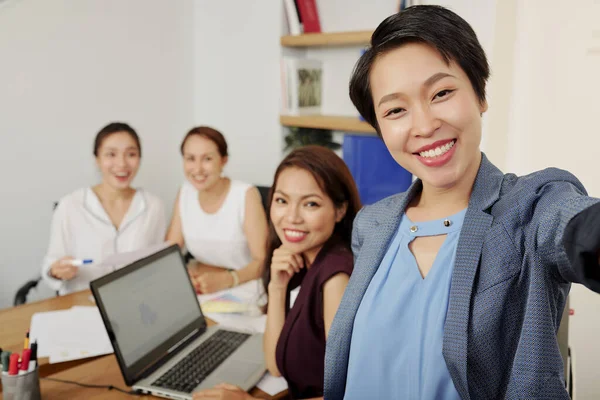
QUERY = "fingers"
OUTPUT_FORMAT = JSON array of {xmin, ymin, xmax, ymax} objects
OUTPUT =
[
  {"xmin": 214, "ymin": 383, "xmax": 243, "ymax": 391},
  {"xmin": 193, "ymin": 386, "xmax": 243, "ymax": 399},
  {"xmin": 191, "ymin": 276, "xmax": 202, "ymax": 293},
  {"xmin": 271, "ymin": 250, "xmax": 304, "ymax": 273},
  {"xmin": 196, "ymin": 275, "xmax": 208, "ymax": 293},
  {"xmin": 193, "ymin": 389, "xmax": 221, "ymax": 399},
  {"xmin": 51, "ymin": 263, "xmax": 79, "ymax": 280}
]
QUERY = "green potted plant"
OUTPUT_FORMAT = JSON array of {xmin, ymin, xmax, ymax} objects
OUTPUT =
[{"xmin": 283, "ymin": 127, "xmax": 341, "ymax": 152}]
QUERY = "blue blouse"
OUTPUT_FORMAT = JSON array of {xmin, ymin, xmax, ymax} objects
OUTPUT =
[{"xmin": 344, "ymin": 209, "xmax": 467, "ymax": 400}]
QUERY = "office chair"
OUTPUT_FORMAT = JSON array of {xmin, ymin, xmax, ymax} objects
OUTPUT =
[
  {"xmin": 256, "ymin": 185, "xmax": 270, "ymax": 212},
  {"xmin": 13, "ymin": 278, "xmax": 43, "ymax": 306},
  {"xmin": 13, "ymin": 201, "xmax": 59, "ymax": 306}
]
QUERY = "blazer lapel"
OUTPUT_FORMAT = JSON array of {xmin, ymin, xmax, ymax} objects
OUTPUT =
[
  {"xmin": 442, "ymin": 154, "xmax": 504, "ymax": 399},
  {"xmin": 325, "ymin": 181, "xmax": 422, "ymax": 399}
]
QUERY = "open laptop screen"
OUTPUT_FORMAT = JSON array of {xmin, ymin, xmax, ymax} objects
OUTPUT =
[{"xmin": 91, "ymin": 245, "xmax": 206, "ymax": 385}]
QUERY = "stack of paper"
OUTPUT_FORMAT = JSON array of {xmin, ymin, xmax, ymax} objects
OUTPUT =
[
  {"xmin": 256, "ymin": 372, "xmax": 288, "ymax": 396},
  {"xmin": 197, "ymin": 280, "xmax": 266, "ymax": 333},
  {"xmin": 29, "ymin": 306, "xmax": 113, "ymax": 363}
]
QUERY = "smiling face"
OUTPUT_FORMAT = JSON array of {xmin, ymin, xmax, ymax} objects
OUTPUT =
[
  {"xmin": 182, "ymin": 135, "xmax": 227, "ymax": 192},
  {"xmin": 95, "ymin": 131, "xmax": 140, "ymax": 190},
  {"xmin": 270, "ymin": 167, "xmax": 347, "ymax": 264},
  {"xmin": 371, "ymin": 42, "xmax": 487, "ymax": 190}
]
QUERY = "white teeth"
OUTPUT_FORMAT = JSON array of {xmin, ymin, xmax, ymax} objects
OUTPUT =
[
  {"xmin": 285, "ymin": 230, "xmax": 306, "ymax": 238},
  {"xmin": 419, "ymin": 140, "xmax": 455, "ymax": 158},
  {"xmin": 115, "ymin": 172, "xmax": 128, "ymax": 177}
]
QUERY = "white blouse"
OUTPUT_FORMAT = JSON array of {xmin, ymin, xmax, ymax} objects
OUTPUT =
[
  {"xmin": 41, "ymin": 187, "xmax": 167, "ymax": 294},
  {"xmin": 179, "ymin": 179, "xmax": 253, "ymax": 270}
]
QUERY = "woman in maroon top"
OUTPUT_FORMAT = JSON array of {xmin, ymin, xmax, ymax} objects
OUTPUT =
[{"xmin": 194, "ymin": 146, "xmax": 361, "ymax": 400}]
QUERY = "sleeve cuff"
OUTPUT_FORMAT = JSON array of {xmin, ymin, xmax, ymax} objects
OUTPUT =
[
  {"xmin": 562, "ymin": 202, "xmax": 600, "ymax": 292},
  {"xmin": 41, "ymin": 264, "xmax": 64, "ymax": 292}
]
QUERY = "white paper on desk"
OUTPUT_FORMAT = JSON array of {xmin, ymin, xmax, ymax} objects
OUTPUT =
[
  {"xmin": 256, "ymin": 372, "xmax": 288, "ymax": 396},
  {"xmin": 204, "ymin": 313, "xmax": 267, "ymax": 334},
  {"xmin": 30, "ymin": 309, "xmax": 72, "ymax": 358},
  {"xmin": 95, "ymin": 241, "xmax": 172, "ymax": 271},
  {"xmin": 197, "ymin": 279, "xmax": 263, "ymax": 304},
  {"xmin": 30, "ymin": 306, "xmax": 113, "ymax": 363}
]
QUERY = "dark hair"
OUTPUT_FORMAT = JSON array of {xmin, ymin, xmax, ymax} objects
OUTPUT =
[
  {"xmin": 180, "ymin": 126, "xmax": 228, "ymax": 157},
  {"xmin": 93, "ymin": 122, "xmax": 141, "ymax": 156},
  {"xmin": 350, "ymin": 5, "xmax": 490, "ymax": 135},
  {"xmin": 261, "ymin": 145, "xmax": 362, "ymax": 298}
]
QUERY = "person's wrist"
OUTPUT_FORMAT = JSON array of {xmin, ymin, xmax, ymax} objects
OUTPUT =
[
  {"xmin": 268, "ymin": 282, "xmax": 287, "ymax": 293},
  {"xmin": 227, "ymin": 269, "xmax": 239, "ymax": 288}
]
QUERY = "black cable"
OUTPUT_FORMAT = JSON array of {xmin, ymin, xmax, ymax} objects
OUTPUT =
[{"xmin": 41, "ymin": 377, "xmax": 143, "ymax": 396}]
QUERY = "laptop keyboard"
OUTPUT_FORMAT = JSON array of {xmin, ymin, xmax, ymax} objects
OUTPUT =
[{"xmin": 151, "ymin": 330, "xmax": 251, "ymax": 393}]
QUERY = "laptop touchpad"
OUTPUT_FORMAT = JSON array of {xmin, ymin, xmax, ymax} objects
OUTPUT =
[
  {"xmin": 223, "ymin": 360, "xmax": 261, "ymax": 382},
  {"xmin": 200, "ymin": 360, "xmax": 262, "ymax": 390}
]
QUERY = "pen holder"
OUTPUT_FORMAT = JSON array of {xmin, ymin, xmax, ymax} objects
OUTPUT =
[{"xmin": 1, "ymin": 368, "xmax": 41, "ymax": 400}]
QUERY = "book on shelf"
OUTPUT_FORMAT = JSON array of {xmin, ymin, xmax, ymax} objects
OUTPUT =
[
  {"xmin": 398, "ymin": 0, "xmax": 421, "ymax": 11},
  {"xmin": 283, "ymin": 0, "xmax": 302, "ymax": 35},
  {"xmin": 296, "ymin": 0, "xmax": 321, "ymax": 33},
  {"xmin": 280, "ymin": 57, "xmax": 323, "ymax": 115}
]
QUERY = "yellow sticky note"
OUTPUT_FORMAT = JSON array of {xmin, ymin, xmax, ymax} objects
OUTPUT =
[{"xmin": 201, "ymin": 301, "xmax": 249, "ymax": 314}]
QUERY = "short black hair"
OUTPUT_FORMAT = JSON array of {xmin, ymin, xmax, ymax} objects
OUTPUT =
[
  {"xmin": 93, "ymin": 122, "xmax": 141, "ymax": 156},
  {"xmin": 349, "ymin": 5, "xmax": 490, "ymax": 135}
]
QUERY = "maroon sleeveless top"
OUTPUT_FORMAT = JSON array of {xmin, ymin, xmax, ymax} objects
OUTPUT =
[{"xmin": 275, "ymin": 241, "xmax": 353, "ymax": 399}]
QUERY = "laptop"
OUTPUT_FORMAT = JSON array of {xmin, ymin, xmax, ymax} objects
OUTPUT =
[{"xmin": 90, "ymin": 244, "xmax": 266, "ymax": 400}]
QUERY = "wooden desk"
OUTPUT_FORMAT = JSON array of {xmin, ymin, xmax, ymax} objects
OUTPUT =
[
  {"xmin": 0, "ymin": 291, "xmax": 289, "ymax": 399},
  {"xmin": 0, "ymin": 290, "xmax": 97, "ymax": 378},
  {"xmin": 7, "ymin": 354, "xmax": 288, "ymax": 400}
]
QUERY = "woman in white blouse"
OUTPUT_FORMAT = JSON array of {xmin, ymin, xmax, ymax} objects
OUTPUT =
[
  {"xmin": 41, "ymin": 122, "xmax": 167, "ymax": 294},
  {"xmin": 166, "ymin": 126, "xmax": 268, "ymax": 294}
]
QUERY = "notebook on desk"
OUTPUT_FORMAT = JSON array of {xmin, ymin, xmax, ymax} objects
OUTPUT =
[{"xmin": 90, "ymin": 244, "xmax": 266, "ymax": 400}]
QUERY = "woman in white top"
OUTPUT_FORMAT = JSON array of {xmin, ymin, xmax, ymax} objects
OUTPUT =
[
  {"xmin": 42, "ymin": 122, "xmax": 167, "ymax": 294},
  {"xmin": 166, "ymin": 126, "xmax": 268, "ymax": 294}
]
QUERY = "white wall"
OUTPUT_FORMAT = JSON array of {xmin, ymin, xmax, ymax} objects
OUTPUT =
[
  {"xmin": 192, "ymin": 2, "xmax": 284, "ymax": 187},
  {"xmin": 0, "ymin": 0, "xmax": 194, "ymax": 308},
  {"xmin": 506, "ymin": 1, "xmax": 600, "ymax": 398}
]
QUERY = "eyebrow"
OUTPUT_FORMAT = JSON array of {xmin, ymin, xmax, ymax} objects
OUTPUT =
[
  {"xmin": 183, "ymin": 151, "xmax": 216, "ymax": 157},
  {"xmin": 103, "ymin": 146, "xmax": 139, "ymax": 151},
  {"xmin": 377, "ymin": 72, "xmax": 455, "ymax": 107},
  {"xmin": 274, "ymin": 190, "xmax": 323, "ymax": 201}
]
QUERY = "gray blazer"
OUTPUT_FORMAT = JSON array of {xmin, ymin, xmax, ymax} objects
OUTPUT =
[{"xmin": 325, "ymin": 154, "xmax": 600, "ymax": 399}]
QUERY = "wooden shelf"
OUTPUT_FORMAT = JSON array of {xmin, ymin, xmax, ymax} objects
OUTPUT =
[
  {"xmin": 280, "ymin": 115, "xmax": 376, "ymax": 134},
  {"xmin": 281, "ymin": 31, "xmax": 373, "ymax": 48}
]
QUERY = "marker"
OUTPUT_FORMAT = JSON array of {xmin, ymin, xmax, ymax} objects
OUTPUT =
[
  {"xmin": 19, "ymin": 349, "xmax": 31, "ymax": 375},
  {"xmin": 29, "ymin": 341, "xmax": 38, "ymax": 371},
  {"xmin": 1, "ymin": 351, "xmax": 10, "ymax": 374},
  {"xmin": 8, "ymin": 353, "xmax": 19, "ymax": 375},
  {"xmin": 66, "ymin": 259, "xmax": 94, "ymax": 267},
  {"xmin": 24, "ymin": 330, "xmax": 29, "ymax": 349}
]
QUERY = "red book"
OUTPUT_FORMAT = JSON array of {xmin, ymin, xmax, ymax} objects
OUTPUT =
[{"xmin": 296, "ymin": 0, "xmax": 321, "ymax": 33}]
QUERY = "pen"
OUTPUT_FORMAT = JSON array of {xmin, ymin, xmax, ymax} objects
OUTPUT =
[
  {"xmin": 70, "ymin": 259, "xmax": 94, "ymax": 266},
  {"xmin": 1, "ymin": 351, "xmax": 10, "ymax": 374},
  {"xmin": 19, "ymin": 349, "xmax": 31, "ymax": 375},
  {"xmin": 29, "ymin": 341, "xmax": 38, "ymax": 371},
  {"xmin": 8, "ymin": 353, "xmax": 19, "ymax": 375}
]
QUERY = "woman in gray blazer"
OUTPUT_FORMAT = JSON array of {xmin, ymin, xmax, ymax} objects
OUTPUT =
[{"xmin": 325, "ymin": 5, "xmax": 600, "ymax": 400}]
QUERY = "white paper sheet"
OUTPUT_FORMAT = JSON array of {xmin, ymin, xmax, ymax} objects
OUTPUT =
[
  {"xmin": 196, "ymin": 279, "xmax": 263, "ymax": 304},
  {"xmin": 256, "ymin": 372, "xmax": 288, "ymax": 396},
  {"xmin": 29, "ymin": 306, "xmax": 113, "ymax": 363},
  {"xmin": 204, "ymin": 313, "xmax": 267, "ymax": 334},
  {"xmin": 95, "ymin": 241, "xmax": 172, "ymax": 271}
]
